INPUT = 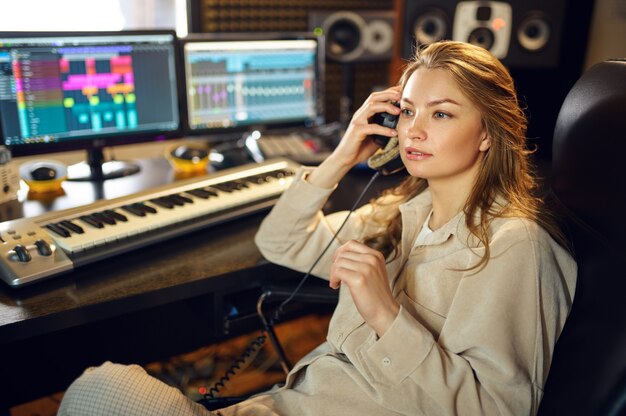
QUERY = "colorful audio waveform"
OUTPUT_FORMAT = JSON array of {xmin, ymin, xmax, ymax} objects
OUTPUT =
[
  {"xmin": 11, "ymin": 47, "xmax": 139, "ymax": 142},
  {"xmin": 60, "ymin": 51, "xmax": 137, "ymax": 132}
]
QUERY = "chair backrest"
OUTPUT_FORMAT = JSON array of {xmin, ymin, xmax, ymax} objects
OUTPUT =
[{"xmin": 538, "ymin": 59, "xmax": 626, "ymax": 416}]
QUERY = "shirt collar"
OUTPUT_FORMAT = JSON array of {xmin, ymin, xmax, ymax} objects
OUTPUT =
[{"xmin": 399, "ymin": 188, "xmax": 482, "ymax": 249}]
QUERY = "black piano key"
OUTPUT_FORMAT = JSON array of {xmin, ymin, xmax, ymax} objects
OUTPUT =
[
  {"xmin": 202, "ymin": 188, "xmax": 219, "ymax": 197},
  {"xmin": 45, "ymin": 223, "xmax": 71, "ymax": 238},
  {"xmin": 135, "ymin": 203, "xmax": 157, "ymax": 214},
  {"xmin": 246, "ymin": 175, "xmax": 268, "ymax": 184},
  {"xmin": 150, "ymin": 197, "xmax": 175, "ymax": 209},
  {"xmin": 164, "ymin": 196, "xmax": 185, "ymax": 207},
  {"xmin": 210, "ymin": 184, "xmax": 231, "ymax": 193},
  {"xmin": 170, "ymin": 194, "xmax": 193, "ymax": 204},
  {"xmin": 186, "ymin": 189, "xmax": 213, "ymax": 199},
  {"xmin": 104, "ymin": 209, "xmax": 128, "ymax": 222},
  {"xmin": 122, "ymin": 204, "xmax": 146, "ymax": 217},
  {"xmin": 268, "ymin": 169, "xmax": 294, "ymax": 179},
  {"xmin": 234, "ymin": 180, "xmax": 249, "ymax": 189},
  {"xmin": 92, "ymin": 212, "xmax": 116, "ymax": 225},
  {"xmin": 79, "ymin": 215, "xmax": 104, "ymax": 229},
  {"xmin": 212, "ymin": 181, "xmax": 247, "ymax": 192},
  {"xmin": 59, "ymin": 220, "xmax": 84, "ymax": 234}
]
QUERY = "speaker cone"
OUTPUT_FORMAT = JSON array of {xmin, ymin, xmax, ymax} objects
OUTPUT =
[
  {"xmin": 413, "ymin": 8, "xmax": 448, "ymax": 45},
  {"xmin": 322, "ymin": 11, "xmax": 367, "ymax": 62},
  {"xmin": 517, "ymin": 12, "xmax": 551, "ymax": 52},
  {"xmin": 468, "ymin": 27, "xmax": 495, "ymax": 50},
  {"xmin": 365, "ymin": 19, "xmax": 394, "ymax": 55}
]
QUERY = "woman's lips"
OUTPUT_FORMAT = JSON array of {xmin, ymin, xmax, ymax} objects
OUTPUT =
[{"xmin": 405, "ymin": 147, "xmax": 432, "ymax": 161}]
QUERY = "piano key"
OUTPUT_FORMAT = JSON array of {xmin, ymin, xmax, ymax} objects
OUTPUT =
[
  {"xmin": 45, "ymin": 223, "xmax": 70, "ymax": 238},
  {"xmin": 92, "ymin": 212, "xmax": 116, "ymax": 225},
  {"xmin": 122, "ymin": 204, "xmax": 146, "ymax": 217},
  {"xmin": 150, "ymin": 197, "xmax": 175, "ymax": 209},
  {"xmin": 59, "ymin": 220, "xmax": 84, "ymax": 234},
  {"xmin": 185, "ymin": 189, "xmax": 214, "ymax": 199},
  {"xmin": 136, "ymin": 203, "xmax": 157, "ymax": 214},
  {"xmin": 171, "ymin": 194, "xmax": 193, "ymax": 204},
  {"xmin": 79, "ymin": 215, "xmax": 104, "ymax": 229},
  {"xmin": 104, "ymin": 209, "xmax": 128, "ymax": 222},
  {"xmin": 163, "ymin": 195, "xmax": 186, "ymax": 207}
]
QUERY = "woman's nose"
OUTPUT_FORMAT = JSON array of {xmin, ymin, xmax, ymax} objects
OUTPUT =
[{"xmin": 406, "ymin": 113, "xmax": 427, "ymax": 141}]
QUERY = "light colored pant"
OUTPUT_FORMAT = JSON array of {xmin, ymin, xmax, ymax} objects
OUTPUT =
[{"xmin": 58, "ymin": 361, "xmax": 214, "ymax": 416}]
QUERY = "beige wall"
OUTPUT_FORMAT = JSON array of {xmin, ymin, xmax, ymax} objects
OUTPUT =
[{"xmin": 584, "ymin": 0, "xmax": 626, "ymax": 68}]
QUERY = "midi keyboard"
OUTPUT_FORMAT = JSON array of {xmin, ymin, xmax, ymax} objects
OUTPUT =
[{"xmin": 0, "ymin": 158, "xmax": 299, "ymax": 287}]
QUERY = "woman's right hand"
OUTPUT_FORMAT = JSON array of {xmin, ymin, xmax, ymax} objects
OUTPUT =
[
  {"xmin": 331, "ymin": 87, "xmax": 402, "ymax": 168},
  {"xmin": 306, "ymin": 87, "xmax": 401, "ymax": 189}
]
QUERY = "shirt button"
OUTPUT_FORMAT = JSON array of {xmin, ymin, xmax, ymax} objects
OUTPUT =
[{"xmin": 382, "ymin": 357, "xmax": 391, "ymax": 366}]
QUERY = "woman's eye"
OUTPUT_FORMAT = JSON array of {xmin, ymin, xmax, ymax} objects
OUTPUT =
[
  {"xmin": 400, "ymin": 108, "xmax": 413, "ymax": 117},
  {"xmin": 434, "ymin": 111, "xmax": 450, "ymax": 119}
]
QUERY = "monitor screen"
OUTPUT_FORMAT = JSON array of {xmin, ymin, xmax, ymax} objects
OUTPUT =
[
  {"xmin": 0, "ymin": 30, "xmax": 181, "ymax": 179},
  {"xmin": 181, "ymin": 33, "xmax": 324, "ymax": 139}
]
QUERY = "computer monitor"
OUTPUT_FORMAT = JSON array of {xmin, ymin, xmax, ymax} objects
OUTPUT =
[
  {"xmin": 181, "ymin": 32, "xmax": 324, "ymax": 142},
  {"xmin": 0, "ymin": 30, "xmax": 182, "ymax": 181}
]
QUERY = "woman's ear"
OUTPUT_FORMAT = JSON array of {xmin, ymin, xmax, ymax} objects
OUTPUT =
[{"xmin": 479, "ymin": 134, "xmax": 492, "ymax": 152}]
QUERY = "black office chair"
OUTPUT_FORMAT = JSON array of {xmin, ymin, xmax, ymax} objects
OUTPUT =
[{"xmin": 538, "ymin": 59, "xmax": 626, "ymax": 416}]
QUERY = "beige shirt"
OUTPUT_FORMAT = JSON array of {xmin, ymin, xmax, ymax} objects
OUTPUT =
[{"xmin": 222, "ymin": 167, "xmax": 577, "ymax": 416}]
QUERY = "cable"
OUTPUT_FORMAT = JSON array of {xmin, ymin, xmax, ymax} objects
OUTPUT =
[
  {"xmin": 274, "ymin": 170, "xmax": 381, "ymax": 318},
  {"xmin": 201, "ymin": 333, "xmax": 267, "ymax": 400},
  {"xmin": 201, "ymin": 169, "xmax": 381, "ymax": 402}
]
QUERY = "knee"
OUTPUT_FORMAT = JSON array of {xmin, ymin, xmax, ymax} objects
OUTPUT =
[
  {"xmin": 57, "ymin": 361, "xmax": 151, "ymax": 415},
  {"xmin": 58, "ymin": 361, "xmax": 211, "ymax": 416},
  {"xmin": 67, "ymin": 361, "xmax": 147, "ymax": 393}
]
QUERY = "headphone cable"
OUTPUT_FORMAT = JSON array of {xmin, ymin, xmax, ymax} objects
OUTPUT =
[{"xmin": 201, "ymin": 169, "xmax": 381, "ymax": 402}]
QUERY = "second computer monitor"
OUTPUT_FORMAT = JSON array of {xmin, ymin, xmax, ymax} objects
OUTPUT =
[{"xmin": 181, "ymin": 33, "xmax": 324, "ymax": 138}]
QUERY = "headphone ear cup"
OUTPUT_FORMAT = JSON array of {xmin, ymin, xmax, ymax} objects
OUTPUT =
[{"xmin": 367, "ymin": 136, "xmax": 404, "ymax": 175}]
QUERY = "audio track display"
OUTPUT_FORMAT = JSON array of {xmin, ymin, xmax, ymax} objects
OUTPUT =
[
  {"xmin": 11, "ymin": 46, "xmax": 138, "ymax": 144},
  {"xmin": 185, "ymin": 44, "xmax": 318, "ymax": 130}
]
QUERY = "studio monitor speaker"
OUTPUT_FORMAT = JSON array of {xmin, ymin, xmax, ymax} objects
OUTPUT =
[
  {"xmin": 402, "ymin": 0, "xmax": 568, "ymax": 68},
  {"xmin": 401, "ymin": 0, "xmax": 457, "ymax": 59},
  {"xmin": 309, "ymin": 10, "xmax": 396, "ymax": 63}
]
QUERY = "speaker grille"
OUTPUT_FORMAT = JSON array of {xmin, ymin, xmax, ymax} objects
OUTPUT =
[
  {"xmin": 198, "ymin": 0, "xmax": 392, "ymax": 33},
  {"xmin": 195, "ymin": 0, "xmax": 394, "ymax": 122}
]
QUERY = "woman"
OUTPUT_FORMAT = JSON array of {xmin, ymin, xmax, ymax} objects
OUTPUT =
[{"xmin": 58, "ymin": 41, "xmax": 576, "ymax": 416}]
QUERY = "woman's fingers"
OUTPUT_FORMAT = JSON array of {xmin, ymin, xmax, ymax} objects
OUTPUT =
[
  {"xmin": 328, "ymin": 87, "xmax": 401, "ymax": 168},
  {"xmin": 329, "ymin": 240, "xmax": 399, "ymax": 336},
  {"xmin": 367, "ymin": 87, "xmax": 401, "ymax": 104},
  {"xmin": 334, "ymin": 239, "xmax": 385, "ymax": 260},
  {"xmin": 361, "ymin": 102, "xmax": 401, "ymax": 120},
  {"xmin": 354, "ymin": 97, "xmax": 401, "ymax": 122},
  {"xmin": 330, "ymin": 240, "xmax": 386, "ymax": 289},
  {"xmin": 332, "ymin": 256, "xmax": 373, "ymax": 277}
]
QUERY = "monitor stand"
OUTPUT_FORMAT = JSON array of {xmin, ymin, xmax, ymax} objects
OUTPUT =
[{"xmin": 66, "ymin": 148, "xmax": 140, "ymax": 182}]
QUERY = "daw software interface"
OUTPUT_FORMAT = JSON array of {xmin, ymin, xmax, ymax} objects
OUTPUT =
[
  {"xmin": 0, "ymin": 31, "xmax": 180, "ymax": 151},
  {"xmin": 183, "ymin": 36, "xmax": 322, "ymax": 133}
]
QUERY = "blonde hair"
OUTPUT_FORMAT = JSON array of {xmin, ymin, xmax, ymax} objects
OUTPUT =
[{"xmin": 363, "ymin": 41, "xmax": 568, "ymax": 268}]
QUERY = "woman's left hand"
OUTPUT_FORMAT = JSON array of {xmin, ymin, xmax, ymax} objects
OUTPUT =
[{"xmin": 330, "ymin": 240, "xmax": 400, "ymax": 337}]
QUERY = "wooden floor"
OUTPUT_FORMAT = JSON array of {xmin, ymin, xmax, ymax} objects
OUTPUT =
[{"xmin": 9, "ymin": 313, "xmax": 332, "ymax": 416}]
